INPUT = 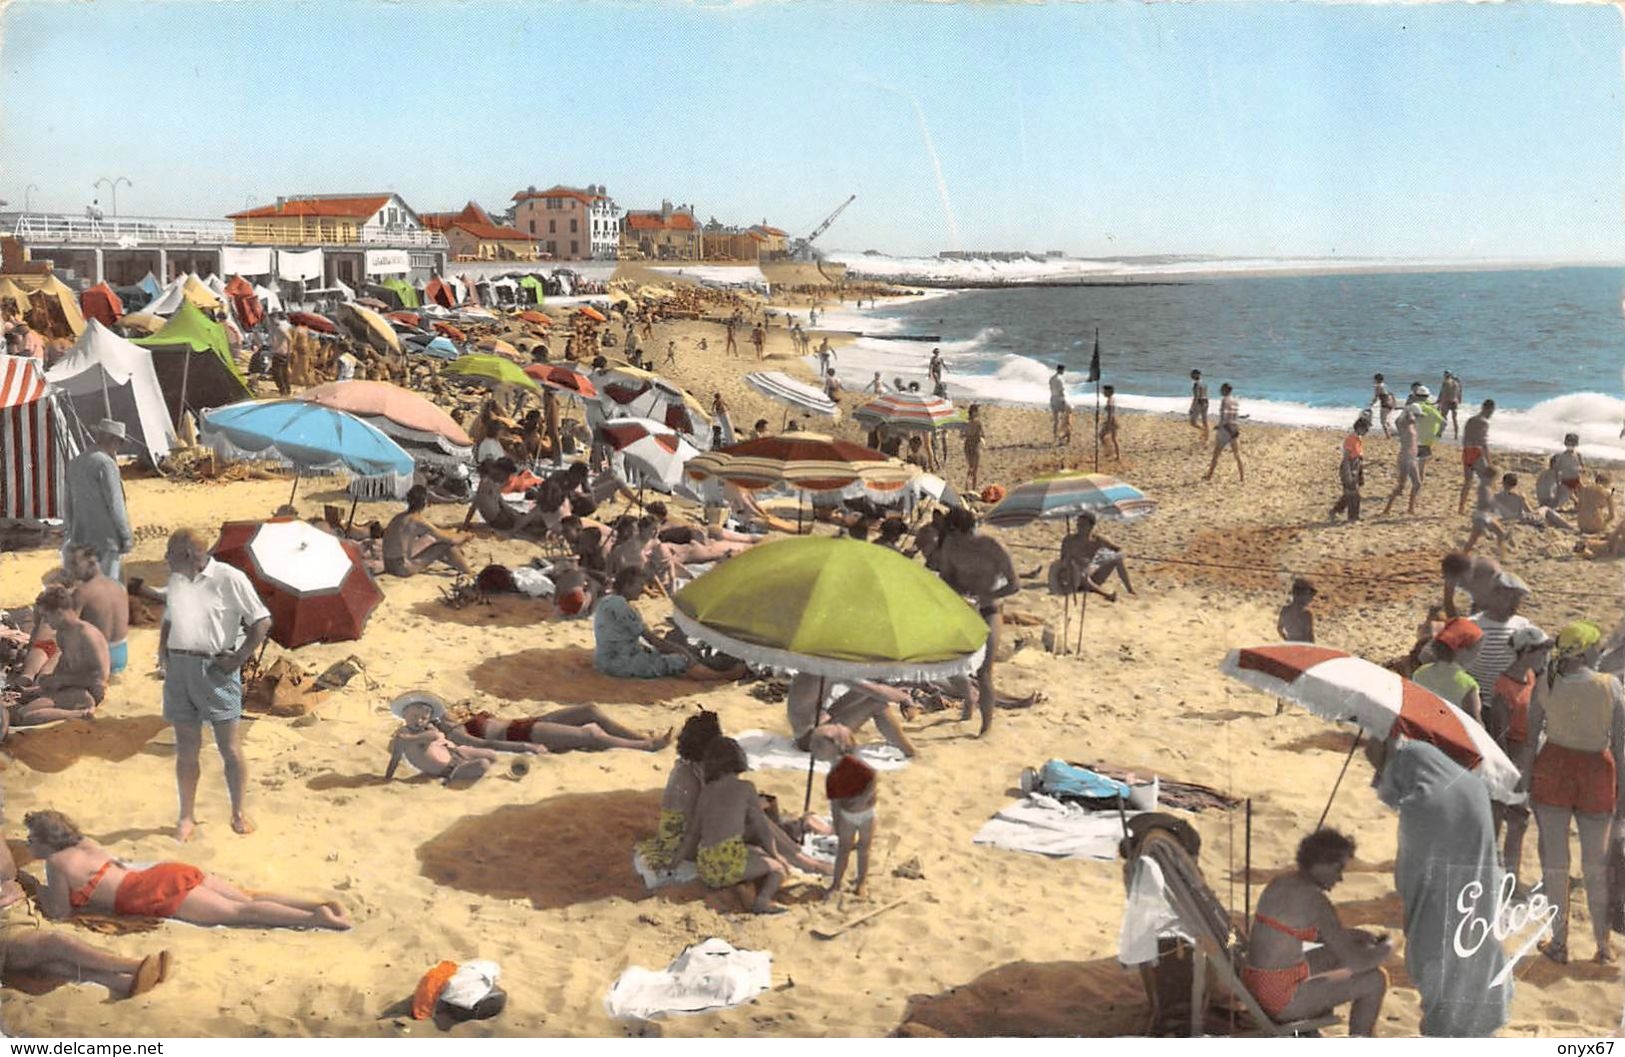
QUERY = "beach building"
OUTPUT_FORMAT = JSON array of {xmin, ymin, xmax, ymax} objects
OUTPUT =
[
  {"xmin": 0, "ymin": 194, "xmax": 447, "ymax": 289},
  {"xmin": 422, "ymin": 203, "xmax": 539, "ymax": 263},
  {"xmin": 620, "ymin": 201, "xmax": 701, "ymax": 261},
  {"xmin": 511, "ymin": 185, "xmax": 621, "ymax": 261},
  {"xmin": 699, "ymin": 219, "xmax": 791, "ymax": 262}
]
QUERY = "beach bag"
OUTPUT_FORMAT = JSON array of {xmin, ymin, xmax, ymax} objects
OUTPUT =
[
  {"xmin": 1031, "ymin": 759, "xmax": 1132, "ymax": 809},
  {"xmin": 244, "ymin": 656, "xmax": 322, "ymax": 718}
]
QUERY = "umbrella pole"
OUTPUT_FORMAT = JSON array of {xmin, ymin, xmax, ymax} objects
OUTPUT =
[
  {"xmin": 101, "ymin": 372, "xmax": 113, "ymax": 420},
  {"xmin": 1243, "ymin": 798, "xmax": 1253, "ymax": 931},
  {"xmin": 1075, "ymin": 587, "xmax": 1087, "ymax": 659},
  {"xmin": 174, "ymin": 349, "xmax": 192, "ymax": 428},
  {"xmin": 1315, "ymin": 731, "xmax": 1365, "ymax": 831},
  {"xmin": 1059, "ymin": 516, "xmax": 1071, "ymax": 656},
  {"xmin": 345, "ymin": 494, "xmax": 359, "ymax": 535},
  {"xmin": 287, "ymin": 468, "xmax": 302, "ymax": 510},
  {"xmin": 802, "ymin": 676, "xmax": 824, "ymax": 815}
]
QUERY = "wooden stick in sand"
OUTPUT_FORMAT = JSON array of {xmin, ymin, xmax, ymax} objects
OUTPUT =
[{"xmin": 811, "ymin": 893, "xmax": 915, "ymax": 941}]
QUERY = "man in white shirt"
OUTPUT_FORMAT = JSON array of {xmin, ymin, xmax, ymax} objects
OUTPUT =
[
  {"xmin": 1049, "ymin": 365, "xmax": 1068, "ymax": 444},
  {"xmin": 158, "ymin": 529, "xmax": 271, "ymax": 843}
]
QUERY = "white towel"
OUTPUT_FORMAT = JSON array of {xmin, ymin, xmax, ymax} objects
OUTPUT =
[
  {"xmin": 604, "ymin": 938, "xmax": 771, "ymax": 1021},
  {"xmin": 1117, "ymin": 857, "xmax": 1191, "ymax": 966},
  {"xmin": 441, "ymin": 960, "xmax": 501, "ymax": 1010},
  {"xmin": 972, "ymin": 793, "xmax": 1135, "ymax": 862},
  {"xmin": 734, "ymin": 730, "xmax": 909, "ymax": 775}
]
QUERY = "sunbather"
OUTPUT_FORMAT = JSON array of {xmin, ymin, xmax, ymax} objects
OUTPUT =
[
  {"xmin": 386, "ymin": 693, "xmax": 504, "ymax": 784},
  {"xmin": 24, "ymin": 809, "xmax": 351, "ymax": 930},
  {"xmin": 383, "ymin": 485, "xmax": 473, "ymax": 577},
  {"xmin": 9, "ymin": 586, "xmax": 109, "ymax": 727},
  {"xmin": 786, "ymin": 673, "xmax": 917, "ymax": 757},
  {"xmin": 1243, "ymin": 829, "xmax": 1390, "ymax": 1035},
  {"xmin": 593, "ymin": 567, "xmax": 744, "ymax": 681}
]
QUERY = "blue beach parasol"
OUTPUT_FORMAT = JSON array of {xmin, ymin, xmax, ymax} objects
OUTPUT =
[{"xmin": 200, "ymin": 398, "xmax": 416, "ymax": 505}]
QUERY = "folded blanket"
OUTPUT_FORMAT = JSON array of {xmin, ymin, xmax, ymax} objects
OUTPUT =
[
  {"xmin": 972, "ymin": 793, "xmax": 1137, "ymax": 862},
  {"xmin": 604, "ymin": 938, "xmax": 771, "ymax": 1020},
  {"xmin": 735, "ymin": 730, "xmax": 909, "ymax": 775}
]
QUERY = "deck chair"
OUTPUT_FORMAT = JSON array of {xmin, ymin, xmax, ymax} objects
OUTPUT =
[{"xmin": 1125, "ymin": 824, "xmax": 1338, "ymax": 1038}]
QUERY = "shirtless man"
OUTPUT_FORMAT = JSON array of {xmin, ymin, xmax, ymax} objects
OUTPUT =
[
  {"xmin": 1203, "ymin": 384, "xmax": 1244, "ymax": 483},
  {"xmin": 383, "ymin": 485, "xmax": 473, "ymax": 578},
  {"xmin": 60, "ymin": 544, "xmax": 129, "ymax": 677},
  {"xmin": 385, "ymin": 694, "xmax": 503, "ymax": 785},
  {"xmin": 1060, "ymin": 511, "xmax": 1135, "ymax": 599},
  {"xmin": 674, "ymin": 737, "xmax": 787, "ymax": 914},
  {"xmin": 1440, "ymin": 551, "xmax": 1500, "ymax": 619},
  {"xmin": 1574, "ymin": 472, "xmax": 1616, "ymax": 536},
  {"xmin": 935, "ymin": 507, "xmax": 1018, "ymax": 736},
  {"xmin": 1098, "ymin": 385, "xmax": 1121, "ymax": 461},
  {"xmin": 1456, "ymin": 400, "xmax": 1495, "ymax": 514},
  {"xmin": 1188, "ymin": 369, "xmax": 1210, "ymax": 445},
  {"xmin": 786, "ymin": 673, "xmax": 918, "ymax": 758},
  {"xmin": 1380, "ymin": 404, "xmax": 1423, "ymax": 516},
  {"xmin": 10, "ymin": 586, "xmax": 110, "ymax": 727}
]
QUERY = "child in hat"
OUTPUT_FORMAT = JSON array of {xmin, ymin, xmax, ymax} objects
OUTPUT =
[
  {"xmin": 385, "ymin": 692, "xmax": 502, "ymax": 785},
  {"xmin": 825, "ymin": 753, "xmax": 879, "ymax": 901}
]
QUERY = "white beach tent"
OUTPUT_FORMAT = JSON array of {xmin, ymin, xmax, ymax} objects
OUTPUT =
[
  {"xmin": 254, "ymin": 283, "xmax": 284, "ymax": 314},
  {"xmin": 46, "ymin": 320, "xmax": 178, "ymax": 461}
]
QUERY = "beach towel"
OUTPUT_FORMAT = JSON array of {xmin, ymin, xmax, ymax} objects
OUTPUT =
[
  {"xmin": 1117, "ymin": 856, "xmax": 1194, "ymax": 966},
  {"xmin": 734, "ymin": 730, "xmax": 909, "ymax": 775},
  {"xmin": 604, "ymin": 938, "xmax": 771, "ymax": 1021},
  {"xmin": 1376, "ymin": 738, "xmax": 1510, "ymax": 1037},
  {"xmin": 972, "ymin": 793, "xmax": 1135, "ymax": 862},
  {"xmin": 633, "ymin": 825, "xmax": 837, "ymax": 890},
  {"xmin": 1031, "ymin": 759, "xmax": 1133, "ymax": 808}
]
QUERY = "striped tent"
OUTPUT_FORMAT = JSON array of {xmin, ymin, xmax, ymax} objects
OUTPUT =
[{"xmin": 0, "ymin": 355, "xmax": 80, "ymax": 521}]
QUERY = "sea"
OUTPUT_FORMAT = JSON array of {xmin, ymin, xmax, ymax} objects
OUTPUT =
[{"xmin": 813, "ymin": 266, "xmax": 1625, "ymax": 461}]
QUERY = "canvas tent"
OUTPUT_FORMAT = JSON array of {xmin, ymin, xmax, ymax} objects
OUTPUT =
[
  {"xmin": 2, "ymin": 274, "xmax": 87, "ymax": 337},
  {"xmin": 80, "ymin": 282, "xmax": 125, "ymax": 328},
  {"xmin": 424, "ymin": 276, "xmax": 455, "ymax": 308},
  {"xmin": 147, "ymin": 274, "xmax": 223, "ymax": 316},
  {"xmin": 224, "ymin": 275, "xmax": 265, "ymax": 330},
  {"xmin": 380, "ymin": 278, "xmax": 419, "ymax": 308},
  {"xmin": 137, "ymin": 273, "xmax": 163, "ymax": 302},
  {"xmin": 254, "ymin": 283, "xmax": 284, "ymax": 315},
  {"xmin": 46, "ymin": 320, "xmax": 177, "ymax": 462},
  {"xmin": 518, "ymin": 275, "xmax": 546, "ymax": 304},
  {"xmin": 133, "ymin": 300, "xmax": 251, "ymax": 425},
  {"xmin": 0, "ymin": 354, "xmax": 80, "ymax": 521}
]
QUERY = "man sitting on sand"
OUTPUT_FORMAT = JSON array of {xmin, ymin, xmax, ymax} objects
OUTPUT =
[
  {"xmin": 384, "ymin": 485, "xmax": 473, "ymax": 578},
  {"xmin": 9, "ymin": 586, "xmax": 109, "ymax": 728},
  {"xmin": 54, "ymin": 544, "xmax": 129, "ymax": 677},
  {"xmin": 1242, "ymin": 829, "xmax": 1391, "ymax": 1036},
  {"xmin": 1574, "ymin": 472, "xmax": 1616, "ymax": 536},
  {"xmin": 674, "ymin": 737, "xmax": 788, "ymax": 915},
  {"xmin": 1491, "ymin": 473, "xmax": 1575, "ymax": 533},
  {"xmin": 1059, "ymin": 511, "xmax": 1135, "ymax": 601},
  {"xmin": 25, "ymin": 809, "xmax": 351, "ymax": 930}
]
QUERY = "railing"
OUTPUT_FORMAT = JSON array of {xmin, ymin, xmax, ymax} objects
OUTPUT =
[{"xmin": 2, "ymin": 212, "xmax": 448, "ymax": 250}]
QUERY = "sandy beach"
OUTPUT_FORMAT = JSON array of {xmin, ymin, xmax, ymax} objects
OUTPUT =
[{"xmin": 3, "ymin": 281, "xmax": 1623, "ymax": 1039}]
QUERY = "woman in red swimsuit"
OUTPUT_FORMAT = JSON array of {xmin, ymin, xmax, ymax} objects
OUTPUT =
[
  {"xmin": 25, "ymin": 810, "xmax": 352, "ymax": 930},
  {"xmin": 1243, "ymin": 830, "xmax": 1391, "ymax": 1035}
]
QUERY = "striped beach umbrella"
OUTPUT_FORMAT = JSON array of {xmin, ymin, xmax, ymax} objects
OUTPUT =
[
  {"xmin": 984, "ymin": 471, "xmax": 1155, "ymax": 528},
  {"xmin": 1219, "ymin": 643, "xmax": 1519, "ymax": 802},
  {"xmin": 853, "ymin": 391, "xmax": 967, "ymax": 432},
  {"xmin": 213, "ymin": 518, "xmax": 383, "ymax": 649},
  {"xmin": 744, "ymin": 370, "xmax": 839, "ymax": 420},
  {"xmin": 599, "ymin": 416, "xmax": 699, "ymax": 494},
  {"xmin": 684, "ymin": 433, "xmax": 914, "ymax": 499},
  {"xmin": 524, "ymin": 363, "xmax": 598, "ymax": 402}
]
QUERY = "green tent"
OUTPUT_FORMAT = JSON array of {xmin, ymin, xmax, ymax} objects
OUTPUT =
[
  {"xmin": 381, "ymin": 278, "xmax": 420, "ymax": 309},
  {"xmin": 134, "ymin": 299, "xmax": 250, "ymax": 425},
  {"xmin": 518, "ymin": 275, "xmax": 546, "ymax": 306}
]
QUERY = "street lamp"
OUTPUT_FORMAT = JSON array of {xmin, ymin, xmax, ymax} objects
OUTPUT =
[
  {"xmin": 93, "ymin": 176, "xmax": 132, "ymax": 217},
  {"xmin": 24, "ymin": 184, "xmax": 38, "ymax": 212}
]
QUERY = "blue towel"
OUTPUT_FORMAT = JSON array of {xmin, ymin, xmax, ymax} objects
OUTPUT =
[{"xmin": 1037, "ymin": 760, "xmax": 1132, "ymax": 802}]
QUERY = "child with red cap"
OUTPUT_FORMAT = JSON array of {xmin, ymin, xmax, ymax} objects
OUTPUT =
[
  {"xmin": 1411, "ymin": 616, "xmax": 1484, "ymax": 722},
  {"xmin": 824, "ymin": 753, "xmax": 878, "ymax": 902}
]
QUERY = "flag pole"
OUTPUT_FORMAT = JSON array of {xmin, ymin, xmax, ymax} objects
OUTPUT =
[{"xmin": 1090, "ymin": 328, "xmax": 1101, "ymax": 473}]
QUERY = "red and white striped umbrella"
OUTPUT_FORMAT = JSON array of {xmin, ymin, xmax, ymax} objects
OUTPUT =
[
  {"xmin": 523, "ymin": 363, "xmax": 598, "ymax": 402},
  {"xmin": 599, "ymin": 417, "xmax": 698, "ymax": 493},
  {"xmin": 854, "ymin": 391, "xmax": 967, "ymax": 432},
  {"xmin": 212, "ymin": 518, "xmax": 383, "ymax": 649},
  {"xmin": 1219, "ymin": 643, "xmax": 1519, "ymax": 802}
]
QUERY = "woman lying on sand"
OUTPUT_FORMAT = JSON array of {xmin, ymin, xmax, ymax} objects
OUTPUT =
[
  {"xmin": 23, "ymin": 810, "xmax": 352, "ymax": 930},
  {"xmin": 1, "ymin": 822, "xmax": 170, "ymax": 999},
  {"xmin": 386, "ymin": 692, "xmax": 672, "ymax": 785}
]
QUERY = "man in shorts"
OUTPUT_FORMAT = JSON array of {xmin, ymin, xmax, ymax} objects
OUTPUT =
[
  {"xmin": 1457, "ymin": 400, "xmax": 1495, "ymax": 514},
  {"xmin": 158, "ymin": 529, "xmax": 271, "ymax": 842},
  {"xmin": 1049, "ymin": 365, "xmax": 1068, "ymax": 445},
  {"xmin": 1203, "ymin": 384, "xmax": 1244, "ymax": 483},
  {"xmin": 1438, "ymin": 371, "xmax": 1463, "ymax": 438},
  {"xmin": 1372, "ymin": 373, "xmax": 1396, "ymax": 438},
  {"xmin": 1188, "ymin": 369, "xmax": 1209, "ymax": 445},
  {"xmin": 1382, "ymin": 404, "xmax": 1424, "ymax": 516}
]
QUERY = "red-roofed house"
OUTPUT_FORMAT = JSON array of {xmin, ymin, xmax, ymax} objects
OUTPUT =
[
  {"xmin": 227, "ymin": 193, "xmax": 425, "ymax": 245},
  {"xmin": 431, "ymin": 203, "xmax": 539, "ymax": 261},
  {"xmin": 748, "ymin": 223, "xmax": 789, "ymax": 256},
  {"xmin": 619, "ymin": 201, "xmax": 701, "ymax": 260},
  {"xmin": 511, "ymin": 184, "xmax": 622, "ymax": 260}
]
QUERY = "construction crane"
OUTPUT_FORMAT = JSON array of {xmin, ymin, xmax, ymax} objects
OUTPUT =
[{"xmin": 790, "ymin": 194, "xmax": 856, "ymax": 263}]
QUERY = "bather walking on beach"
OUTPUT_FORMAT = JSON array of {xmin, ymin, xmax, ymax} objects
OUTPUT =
[
  {"xmin": 1188, "ymin": 369, "xmax": 1209, "ymax": 446},
  {"xmin": 1380, "ymin": 405, "xmax": 1422, "ymax": 516},
  {"xmin": 1202, "ymin": 384, "xmax": 1244, "ymax": 483},
  {"xmin": 1048, "ymin": 365, "xmax": 1068, "ymax": 445}
]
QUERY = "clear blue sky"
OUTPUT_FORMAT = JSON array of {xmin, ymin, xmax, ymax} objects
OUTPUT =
[{"xmin": 3, "ymin": 1, "xmax": 1622, "ymax": 260}]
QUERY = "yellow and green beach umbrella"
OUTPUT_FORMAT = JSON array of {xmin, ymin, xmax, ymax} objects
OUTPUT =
[
  {"xmin": 445, "ymin": 353, "xmax": 539, "ymax": 392},
  {"xmin": 672, "ymin": 536, "xmax": 988, "ymax": 682}
]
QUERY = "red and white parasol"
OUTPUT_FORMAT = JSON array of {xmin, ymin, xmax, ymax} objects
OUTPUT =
[
  {"xmin": 212, "ymin": 518, "xmax": 383, "ymax": 649},
  {"xmin": 599, "ymin": 417, "xmax": 699, "ymax": 494},
  {"xmin": 1219, "ymin": 643, "xmax": 1520, "ymax": 802}
]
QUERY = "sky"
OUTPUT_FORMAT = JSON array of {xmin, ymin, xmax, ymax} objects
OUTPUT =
[{"xmin": 2, "ymin": 0, "xmax": 1623, "ymax": 261}]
